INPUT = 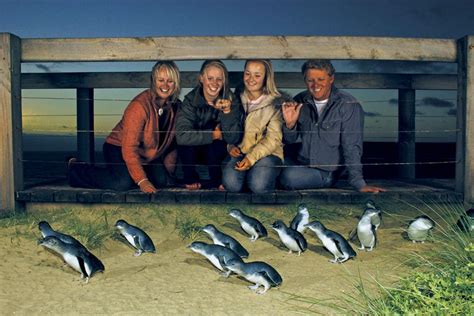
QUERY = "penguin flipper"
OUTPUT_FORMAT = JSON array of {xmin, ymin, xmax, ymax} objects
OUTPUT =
[
  {"xmin": 77, "ymin": 255, "xmax": 88, "ymax": 279},
  {"xmin": 133, "ymin": 235, "xmax": 143, "ymax": 251},
  {"xmin": 296, "ymin": 233, "xmax": 307, "ymax": 252},
  {"xmin": 348, "ymin": 228, "xmax": 357, "ymax": 241},
  {"xmin": 256, "ymin": 223, "xmax": 268, "ymax": 237}
]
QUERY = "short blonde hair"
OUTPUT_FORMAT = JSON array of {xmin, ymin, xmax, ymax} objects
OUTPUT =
[
  {"xmin": 151, "ymin": 61, "xmax": 181, "ymax": 102},
  {"xmin": 244, "ymin": 59, "xmax": 280, "ymax": 97}
]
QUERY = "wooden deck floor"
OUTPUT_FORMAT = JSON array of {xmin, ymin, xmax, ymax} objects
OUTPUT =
[{"xmin": 16, "ymin": 179, "xmax": 461, "ymax": 205}]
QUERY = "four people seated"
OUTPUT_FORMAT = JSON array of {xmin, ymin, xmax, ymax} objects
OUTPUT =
[{"xmin": 68, "ymin": 59, "xmax": 385, "ymax": 194}]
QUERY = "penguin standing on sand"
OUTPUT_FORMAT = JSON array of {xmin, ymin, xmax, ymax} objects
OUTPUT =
[
  {"xmin": 225, "ymin": 258, "xmax": 283, "ymax": 294},
  {"xmin": 305, "ymin": 221, "xmax": 356, "ymax": 263},
  {"xmin": 271, "ymin": 220, "xmax": 307, "ymax": 256},
  {"xmin": 290, "ymin": 204, "xmax": 310, "ymax": 234},
  {"xmin": 38, "ymin": 221, "xmax": 83, "ymax": 247},
  {"xmin": 365, "ymin": 200, "xmax": 382, "ymax": 230},
  {"xmin": 356, "ymin": 208, "xmax": 380, "ymax": 251},
  {"xmin": 38, "ymin": 235, "xmax": 104, "ymax": 283},
  {"xmin": 201, "ymin": 224, "xmax": 249, "ymax": 258},
  {"xmin": 229, "ymin": 209, "xmax": 267, "ymax": 242},
  {"xmin": 188, "ymin": 241, "xmax": 243, "ymax": 277},
  {"xmin": 407, "ymin": 215, "xmax": 435, "ymax": 243},
  {"xmin": 114, "ymin": 219, "xmax": 156, "ymax": 256}
]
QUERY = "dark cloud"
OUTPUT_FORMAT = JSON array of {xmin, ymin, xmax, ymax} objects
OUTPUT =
[
  {"xmin": 418, "ymin": 97, "xmax": 454, "ymax": 108},
  {"xmin": 364, "ymin": 111, "xmax": 381, "ymax": 117},
  {"xmin": 447, "ymin": 109, "xmax": 457, "ymax": 116}
]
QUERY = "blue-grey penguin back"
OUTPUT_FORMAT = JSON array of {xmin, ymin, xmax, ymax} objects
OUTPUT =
[
  {"xmin": 229, "ymin": 209, "xmax": 267, "ymax": 238},
  {"xmin": 202, "ymin": 224, "xmax": 249, "ymax": 258},
  {"xmin": 115, "ymin": 219, "xmax": 156, "ymax": 253},
  {"xmin": 38, "ymin": 220, "xmax": 83, "ymax": 247}
]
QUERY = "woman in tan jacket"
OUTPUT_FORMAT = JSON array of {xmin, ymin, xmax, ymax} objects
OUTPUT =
[
  {"xmin": 222, "ymin": 60, "xmax": 289, "ymax": 193},
  {"xmin": 68, "ymin": 61, "xmax": 181, "ymax": 193}
]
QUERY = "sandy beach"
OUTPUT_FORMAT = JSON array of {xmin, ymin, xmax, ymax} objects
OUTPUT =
[{"xmin": 0, "ymin": 203, "xmax": 438, "ymax": 315}]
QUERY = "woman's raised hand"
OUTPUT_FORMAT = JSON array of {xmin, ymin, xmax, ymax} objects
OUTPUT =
[{"xmin": 216, "ymin": 99, "xmax": 231, "ymax": 114}]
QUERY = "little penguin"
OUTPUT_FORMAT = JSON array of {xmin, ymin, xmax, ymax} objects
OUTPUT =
[
  {"xmin": 225, "ymin": 258, "xmax": 283, "ymax": 294},
  {"xmin": 201, "ymin": 224, "xmax": 249, "ymax": 258},
  {"xmin": 356, "ymin": 208, "xmax": 381, "ymax": 251},
  {"xmin": 38, "ymin": 235, "xmax": 104, "ymax": 282},
  {"xmin": 271, "ymin": 220, "xmax": 307, "ymax": 256},
  {"xmin": 407, "ymin": 215, "xmax": 435, "ymax": 243},
  {"xmin": 305, "ymin": 221, "xmax": 356, "ymax": 263},
  {"xmin": 365, "ymin": 200, "xmax": 382, "ymax": 230},
  {"xmin": 456, "ymin": 208, "xmax": 474, "ymax": 232},
  {"xmin": 114, "ymin": 219, "xmax": 156, "ymax": 256},
  {"xmin": 38, "ymin": 221, "xmax": 83, "ymax": 247},
  {"xmin": 289, "ymin": 203, "xmax": 310, "ymax": 234},
  {"xmin": 229, "ymin": 209, "xmax": 267, "ymax": 242},
  {"xmin": 188, "ymin": 241, "xmax": 243, "ymax": 277}
]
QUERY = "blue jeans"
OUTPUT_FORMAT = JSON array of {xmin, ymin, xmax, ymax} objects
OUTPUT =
[
  {"xmin": 279, "ymin": 158, "xmax": 335, "ymax": 190},
  {"xmin": 222, "ymin": 155, "xmax": 282, "ymax": 194}
]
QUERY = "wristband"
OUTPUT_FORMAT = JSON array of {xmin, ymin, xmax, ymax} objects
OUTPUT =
[{"xmin": 137, "ymin": 178, "xmax": 149, "ymax": 186}]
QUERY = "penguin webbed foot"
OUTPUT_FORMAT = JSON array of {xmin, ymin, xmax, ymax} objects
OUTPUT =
[
  {"xmin": 220, "ymin": 270, "xmax": 232, "ymax": 278},
  {"xmin": 358, "ymin": 245, "xmax": 365, "ymax": 250},
  {"xmin": 248, "ymin": 284, "xmax": 259, "ymax": 292},
  {"xmin": 329, "ymin": 259, "xmax": 339, "ymax": 264},
  {"xmin": 133, "ymin": 250, "xmax": 143, "ymax": 257}
]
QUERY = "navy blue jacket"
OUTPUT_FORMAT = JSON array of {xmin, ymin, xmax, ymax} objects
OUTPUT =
[{"xmin": 283, "ymin": 87, "xmax": 366, "ymax": 189}]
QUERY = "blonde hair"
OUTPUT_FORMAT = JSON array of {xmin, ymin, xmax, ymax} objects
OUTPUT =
[
  {"xmin": 151, "ymin": 61, "xmax": 181, "ymax": 102},
  {"xmin": 199, "ymin": 59, "xmax": 232, "ymax": 100},
  {"xmin": 244, "ymin": 59, "xmax": 280, "ymax": 97}
]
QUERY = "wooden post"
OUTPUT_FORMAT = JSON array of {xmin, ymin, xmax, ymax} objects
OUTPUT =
[
  {"xmin": 76, "ymin": 88, "xmax": 94, "ymax": 162},
  {"xmin": 456, "ymin": 36, "xmax": 474, "ymax": 205},
  {"xmin": 398, "ymin": 88, "xmax": 416, "ymax": 179},
  {"xmin": 0, "ymin": 33, "xmax": 23, "ymax": 212}
]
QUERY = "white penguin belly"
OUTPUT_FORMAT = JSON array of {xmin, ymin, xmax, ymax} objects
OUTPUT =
[
  {"xmin": 206, "ymin": 254, "xmax": 224, "ymax": 271},
  {"xmin": 241, "ymin": 222, "xmax": 257, "ymax": 237},
  {"xmin": 280, "ymin": 233, "xmax": 301, "ymax": 251},
  {"xmin": 320, "ymin": 235, "xmax": 343, "ymax": 257},
  {"xmin": 358, "ymin": 224, "xmax": 375, "ymax": 247},
  {"xmin": 63, "ymin": 253, "xmax": 82, "ymax": 274},
  {"xmin": 245, "ymin": 273, "xmax": 269, "ymax": 287},
  {"xmin": 123, "ymin": 233, "xmax": 137, "ymax": 248}
]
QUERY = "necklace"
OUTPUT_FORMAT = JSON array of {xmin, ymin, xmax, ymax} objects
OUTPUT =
[{"xmin": 158, "ymin": 108, "xmax": 163, "ymax": 116}]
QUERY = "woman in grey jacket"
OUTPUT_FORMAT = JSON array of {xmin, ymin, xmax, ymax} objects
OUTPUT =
[{"xmin": 175, "ymin": 60, "xmax": 242, "ymax": 190}]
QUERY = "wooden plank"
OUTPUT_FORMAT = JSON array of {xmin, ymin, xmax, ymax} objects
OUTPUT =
[
  {"xmin": 0, "ymin": 33, "xmax": 23, "ymax": 212},
  {"xmin": 398, "ymin": 89, "xmax": 416, "ymax": 179},
  {"xmin": 21, "ymin": 36, "xmax": 457, "ymax": 62},
  {"xmin": 76, "ymin": 88, "xmax": 94, "ymax": 162},
  {"xmin": 21, "ymin": 72, "xmax": 457, "ymax": 90},
  {"xmin": 456, "ymin": 36, "xmax": 474, "ymax": 204}
]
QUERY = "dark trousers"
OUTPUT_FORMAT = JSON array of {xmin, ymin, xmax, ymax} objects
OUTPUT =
[
  {"xmin": 178, "ymin": 140, "xmax": 227, "ymax": 188},
  {"xmin": 68, "ymin": 142, "xmax": 169, "ymax": 191}
]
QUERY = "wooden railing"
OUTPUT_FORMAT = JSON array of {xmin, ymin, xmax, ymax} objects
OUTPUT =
[{"xmin": 1, "ymin": 34, "xmax": 473, "ymax": 212}]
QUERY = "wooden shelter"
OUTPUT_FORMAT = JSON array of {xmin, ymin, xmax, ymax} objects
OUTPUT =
[{"xmin": 1, "ymin": 34, "xmax": 472, "ymax": 211}]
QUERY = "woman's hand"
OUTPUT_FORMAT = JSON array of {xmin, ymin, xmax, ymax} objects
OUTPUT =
[
  {"xmin": 212, "ymin": 124, "xmax": 223, "ymax": 140},
  {"xmin": 234, "ymin": 157, "xmax": 251, "ymax": 171},
  {"xmin": 216, "ymin": 99, "xmax": 231, "ymax": 114},
  {"xmin": 228, "ymin": 145, "xmax": 242, "ymax": 158},
  {"xmin": 138, "ymin": 179, "xmax": 158, "ymax": 193}
]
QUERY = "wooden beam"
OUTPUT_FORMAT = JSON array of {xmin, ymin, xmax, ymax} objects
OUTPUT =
[
  {"xmin": 21, "ymin": 36, "xmax": 457, "ymax": 62},
  {"xmin": 21, "ymin": 72, "xmax": 457, "ymax": 90},
  {"xmin": 456, "ymin": 36, "xmax": 474, "ymax": 204},
  {"xmin": 77, "ymin": 88, "xmax": 94, "ymax": 163},
  {"xmin": 398, "ymin": 89, "xmax": 416, "ymax": 179},
  {"xmin": 0, "ymin": 33, "xmax": 23, "ymax": 212}
]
